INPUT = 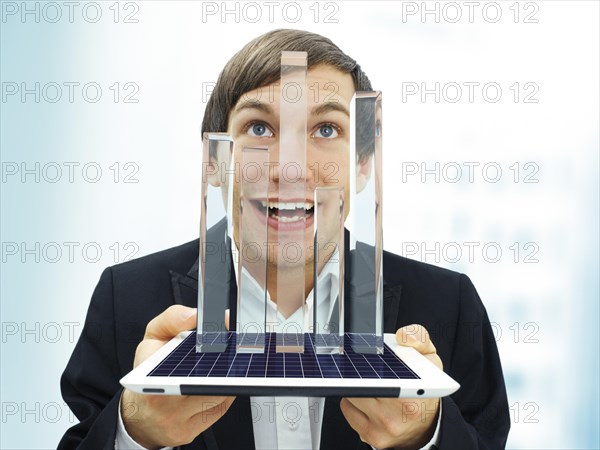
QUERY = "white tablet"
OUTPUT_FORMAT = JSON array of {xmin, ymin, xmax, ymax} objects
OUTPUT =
[{"xmin": 121, "ymin": 331, "xmax": 459, "ymax": 398}]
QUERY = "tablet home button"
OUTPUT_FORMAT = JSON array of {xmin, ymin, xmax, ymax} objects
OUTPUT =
[{"xmin": 143, "ymin": 388, "xmax": 165, "ymax": 393}]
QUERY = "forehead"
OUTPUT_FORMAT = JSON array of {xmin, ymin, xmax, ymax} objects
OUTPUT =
[{"xmin": 233, "ymin": 64, "xmax": 355, "ymax": 113}]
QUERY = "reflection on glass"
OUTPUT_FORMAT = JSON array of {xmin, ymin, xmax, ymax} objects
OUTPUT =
[
  {"xmin": 276, "ymin": 51, "xmax": 308, "ymax": 353},
  {"xmin": 197, "ymin": 133, "xmax": 234, "ymax": 353},
  {"xmin": 313, "ymin": 187, "xmax": 345, "ymax": 354},
  {"xmin": 236, "ymin": 147, "xmax": 269, "ymax": 353},
  {"xmin": 346, "ymin": 91, "xmax": 384, "ymax": 354}
]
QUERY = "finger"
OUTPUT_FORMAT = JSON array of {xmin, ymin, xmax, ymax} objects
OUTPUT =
[
  {"xmin": 225, "ymin": 309, "xmax": 230, "ymax": 331},
  {"xmin": 183, "ymin": 395, "xmax": 235, "ymax": 414},
  {"xmin": 343, "ymin": 398, "xmax": 379, "ymax": 418},
  {"xmin": 145, "ymin": 305, "xmax": 197, "ymax": 341},
  {"xmin": 188, "ymin": 396, "xmax": 236, "ymax": 430},
  {"xmin": 134, "ymin": 338, "xmax": 173, "ymax": 366},
  {"xmin": 396, "ymin": 324, "xmax": 437, "ymax": 355},
  {"xmin": 340, "ymin": 398, "xmax": 370, "ymax": 438}
]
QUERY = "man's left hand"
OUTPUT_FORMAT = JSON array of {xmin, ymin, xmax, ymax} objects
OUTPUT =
[{"xmin": 340, "ymin": 324, "xmax": 442, "ymax": 450}]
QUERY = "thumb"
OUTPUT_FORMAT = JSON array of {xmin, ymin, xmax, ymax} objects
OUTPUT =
[
  {"xmin": 144, "ymin": 305, "xmax": 197, "ymax": 341},
  {"xmin": 396, "ymin": 324, "xmax": 436, "ymax": 351},
  {"xmin": 396, "ymin": 324, "xmax": 443, "ymax": 370}
]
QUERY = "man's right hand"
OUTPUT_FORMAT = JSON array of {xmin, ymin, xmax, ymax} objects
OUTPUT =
[{"xmin": 121, "ymin": 305, "xmax": 235, "ymax": 449}]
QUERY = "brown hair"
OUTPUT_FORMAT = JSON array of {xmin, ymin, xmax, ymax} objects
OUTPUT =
[{"xmin": 201, "ymin": 28, "xmax": 374, "ymax": 149}]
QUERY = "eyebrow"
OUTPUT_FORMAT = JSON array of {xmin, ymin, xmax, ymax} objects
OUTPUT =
[
  {"xmin": 233, "ymin": 100, "xmax": 350, "ymax": 118},
  {"xmin": 234, "ymin": 100, "xmax": 274, "ymax": 115},
  {"xmin": 311, "ymin": 102, "xmax": 350, "ymax": 118}
]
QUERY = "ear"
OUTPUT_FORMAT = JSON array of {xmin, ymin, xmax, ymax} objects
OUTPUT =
[
  {"xmin": 206, "ymin": 156, "xmax": 221, "ymax": 187},
  {"xmin": 356, "ymin": 155, "xmax": 373, "ymax": 193}
]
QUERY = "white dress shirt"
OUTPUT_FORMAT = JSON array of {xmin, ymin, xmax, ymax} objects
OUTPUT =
[{"xmin": 116, "ymin": 245, "xmax": 441, "ymax": 449}]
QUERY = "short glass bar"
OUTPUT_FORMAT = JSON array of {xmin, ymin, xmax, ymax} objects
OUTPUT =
[
  {"xmin": 276, "ymin": 51, "xmax": 308, "ymax": 353},
  {"xmin": 346, "ymin": 91, "xmax": 384, "ymax": 354},
  {"xmin": 313, "ymin": 187, "xmax": 345, "ymax": 354},
  {"xmin": 196, "ymin": 133, "xmax": 234, "ymax": 353},
  {"xmin": 236, "ymin": 147, "xmax": 269, "ymax": 353}
]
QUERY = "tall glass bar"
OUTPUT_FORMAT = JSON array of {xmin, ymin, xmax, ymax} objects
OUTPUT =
[
  {"xmin": 276, "ymin": 51, "xmax": 308, "ymax": 353},
  {"xmin": 346, "ymin": 91, "xmax": 384, "ymax": 354},
  {"xmin": 196, "ymin": 133, "xmax": 234, "ymax": 353},
  {"xmin": 236, "ymin": 147, "xmax": 269, "ymax": 353},
  {"xmin": 313, "ymin": 186, "xmax": 345, "ymax": 354}
]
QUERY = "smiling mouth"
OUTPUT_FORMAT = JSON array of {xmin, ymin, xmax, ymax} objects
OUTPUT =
[{"xmin": 251, "ymin": 200, "xmax": 314, "ymax": 223}]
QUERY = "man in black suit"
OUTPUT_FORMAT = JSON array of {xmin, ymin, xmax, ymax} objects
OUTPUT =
[{"xmin": 59, "ymin": 29, "xmax": 510, "ymax": 449}]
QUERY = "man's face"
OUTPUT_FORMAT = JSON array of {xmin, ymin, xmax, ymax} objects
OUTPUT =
[{"xmin": 221, "ymin": 64, "xmax": 358, "ymax": 271}]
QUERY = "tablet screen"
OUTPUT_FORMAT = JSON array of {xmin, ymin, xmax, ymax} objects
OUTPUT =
[{"xmin": 148, "ymin": 332, "xmax": 420, "ymax": 381}]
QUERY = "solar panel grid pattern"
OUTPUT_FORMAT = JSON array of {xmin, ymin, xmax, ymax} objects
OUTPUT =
[{"xmin": 148, "ymin": 333, "xmax": 419, "ymax": 380}]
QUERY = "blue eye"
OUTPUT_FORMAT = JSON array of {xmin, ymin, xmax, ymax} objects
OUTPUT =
[
  {"xmin": 314, "ymin": 124, "xmax": 338, "ymax": 139},
  {"xmin": 247, "ymin": 122, "xmax": 273, "ymax": 137}
]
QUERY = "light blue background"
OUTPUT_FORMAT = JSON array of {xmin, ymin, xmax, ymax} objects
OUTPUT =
[{"xmin": 1, "ymin": 1, "xmax": 598, "ymax": 448}]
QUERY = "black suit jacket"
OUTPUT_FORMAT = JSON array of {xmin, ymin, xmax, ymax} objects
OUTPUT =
[{"xmin": 59, "ymin": 220, "xmax": 510, "ymax": 449}]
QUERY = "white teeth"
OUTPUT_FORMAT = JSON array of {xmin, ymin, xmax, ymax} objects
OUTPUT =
[
  {"xmin": 263, "ymin": 201, "xmax": 314, "ymax": 210},
  {"xmin": 276, "ymin": 215, "xmax": 303, "ymax": 222}
]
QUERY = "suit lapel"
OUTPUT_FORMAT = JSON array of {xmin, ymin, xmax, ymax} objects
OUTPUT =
[
  {"xmin": 170, "ymin": 219, "xmax": 238, "ymax": 329},
  {"xmin": 170, "ymin": 268, "xmax": 199, "ymax": 308},
  {"xmin": 384, "ymin": 282, "xmax": 402, "ymax": 332}
]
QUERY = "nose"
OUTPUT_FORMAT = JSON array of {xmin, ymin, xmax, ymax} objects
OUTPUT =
[{"xmin": 267, "ymin": 139, "xmax": 316, "ymax": 189}]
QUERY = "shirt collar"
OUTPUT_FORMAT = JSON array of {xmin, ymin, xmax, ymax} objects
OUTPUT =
[{"xmin": 230, "ymin": 239, "xmax": 341, "ymax": 331}]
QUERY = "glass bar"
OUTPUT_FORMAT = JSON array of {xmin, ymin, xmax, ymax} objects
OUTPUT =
[
  {"xmin": 346, "ymin": 91, "xmax": 384, "ymax": 354},
  {"xmin": 276, "ymin": 51, "xmax": 308, "ymax": 353},
  {"xmin": 196, "ymin": 133, "xmax": 234, "ymax": 353},
  {"xmin": 236, "ymin": 147, "xmax": 269, "ymax": 353},
  {"xmin": 313, "ymin": 187, "xmax": 345, "ymax": 354}
]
